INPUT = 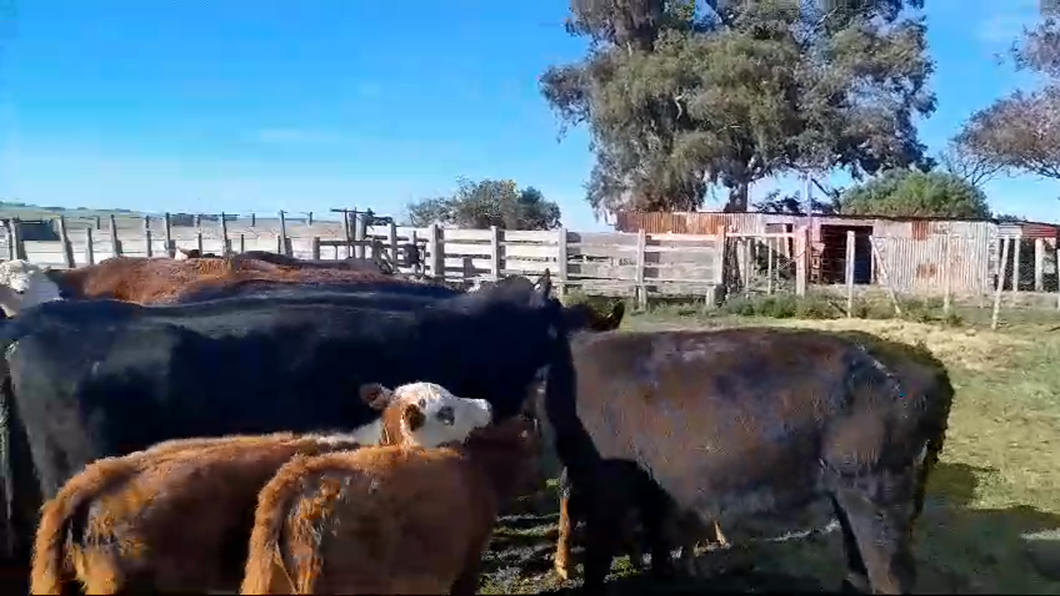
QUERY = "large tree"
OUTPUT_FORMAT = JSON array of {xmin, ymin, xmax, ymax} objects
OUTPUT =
[
  {"xmin": 837, "ymin": 169, "xmax": 991, "ymax": 219},
  {"xmin": 406, "ymin": 178, "xmax": 562, "ymax": 230},
  {"xmin": 541, "ymin": 0, "xmax": 936, "ymax": 216},
  {"xmin": 957, "ymin": 5, "xmax": 1060, "ymax": 181}
]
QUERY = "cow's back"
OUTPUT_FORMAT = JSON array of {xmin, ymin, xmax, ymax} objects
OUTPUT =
[{"xmin": 555, "ymin": 328, "xmax": 927, "ymax": 519}]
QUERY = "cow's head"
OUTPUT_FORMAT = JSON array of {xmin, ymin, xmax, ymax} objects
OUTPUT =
[
  {"xmin": 0, "ymin": 259, "xmax": 63, "ymax": 317},
  {"xmin": 360, "ymin": 381, "xmax": 493, "ymax": 448}
]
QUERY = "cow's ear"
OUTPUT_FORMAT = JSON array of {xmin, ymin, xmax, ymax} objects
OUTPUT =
[
  {"xmin": 534, "ymin": 269, "xmax": 552, "ymax": 299},
  {"xmin": 402, "ymin": 402, "xmax": 426, "ymax": 433},
  {"xmin": 360, "ymin": 383, "xmax": 393, "ymax": 411}
]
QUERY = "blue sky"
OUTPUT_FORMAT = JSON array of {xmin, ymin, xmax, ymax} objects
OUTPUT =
[{"xmin": 0, "ymin": 0, "xmax": 1057, "ymax": 232}]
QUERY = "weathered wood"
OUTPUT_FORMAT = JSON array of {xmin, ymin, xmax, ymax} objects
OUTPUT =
[
  {"xmin": 427, "ymin": 223, "xmax": 443, "ymax": 280},
  {"xmin": 992, "ymin": 237, "xmax": 1011, "ymax": 330},
  {"xmin": 634, "ymin": 230, "xmax": 647, "ymax": 309},
  {"xmin": 556, "ymin": 228, "xmax": 568, "ymax": 296},
  {"xmin": 1012, "ymin": 237, "xmax": 1021, "ymax": 292},
  {"xmin": 943, "ymin": 235, "xmax": 952, "ymax": 315},
  {"xmin": 311, "ymin": 237, "xmax": 321, "ymax": 260},
  {"xmin": 489, "ymin": 226, "xmax": 501, "ymax": 281},
  {"xmin": 220, "ymin": 212, "xmax": 229, "ymax": 255},
  {"xmin": 142, "ymin": 216, "xmax": 153, "ymax": 258},
  {"xmin": 85, "ymin": 227, "xmax": 95, "ymax": 265},
  {"xmin": 58, "ymin": 216, "xmax": 75, "ymax": 268},
  {"xmin": 164, "ymin": 213, "xmax": 174, "ymax": 258},
  {"xmin": 278, "ymin": 211, "xmax": 289, "ymax": 257},
  {"xmin": 1035, "ymin": 237, "xmax": 1045, "ymax": 292},
  {"xmin": 845, "ymin": 230, "xmax": 855, "ymax": 318},
  {"xmin": 109, "ymin": 214, "xmax": 122, "ymax": 257}
]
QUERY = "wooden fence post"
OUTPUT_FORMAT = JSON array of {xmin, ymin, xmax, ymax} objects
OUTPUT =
[
  {"xmin": 342, "ymin": 210, "xmax": 352, "ymax": 258},
  {"xmin": 278, "ymin": 210, "xmax": 289, "ymax": 256},
  {"xmin": 992, "ymin": 237, "xmax": 1011, "ymax": 330},
  {"xmin": 1011, "ymin": 237, "xmax": 1021, "ymax": 292},
  {"xmin": 635, "ymin": 229, "xmax": 647, "ymax": 309},
  {"xmin": 943, "ymin": 235, "xmax": 952, "ymax": 316},
  {"xmin": 845, "ymin": 230, "xmax": 855, "ymax": 317},
  {"xmin": 354, "ymin": 211, "xmax": 367, "ymax": 260},
  {"xmin": 108, "ymin": 214, "xmax": 122, "ymax": 257},
  {"xmin": 85, "ymin": 227, "xmax": 95, "ymax": 265},
  {"xmin": 311, "ymin": 237, "xmax": 321, "ymax": 260},
  {"xmin": 713, "ymin": 228, "xmax": 727, "ymax": 306},
  {"xmin": 142, "ymin": 215, "xmax": 153, "ymax": 258},
  {"xmin": 307, "ymin": 211, "xmax": 313, "ymax": 226},
  {"xmin": 794, "ymin": 226, "xmax": 808, "ymax": 296},
  {"xmin": 556, "ymin": 227, "xmax": 568, "ymax": 296},
  {"xmin": 239, "ymin": 233, "xmax": 246, "ymax": 254},
  {"xmin": 427, "ymin": 223, "xmax": 443, "ymax": 280},
  {"xmin": 387, "ymin": 222, "xmax": 398, "ymax": 267},
  {"xmin": 220, "ymin": 212, "xmax": 230, "ymax": 255},
  {"xmin": 489, "ymin": 226, "xmax": 501, "ymax": 281},
  {"xmin": 58, "ymin": 216, "xmax": 75, "ymax": 268},
  {"xmin": 1034, "ymin": 237, "xmax": 1045, "ymax": 292},
  {"xmin": 10, "ymin": 218, "xmax": 24, "ymax": 260},
  {"xmin": 164, "ymin": 212, "xmax": 174, "ymax": 258}
]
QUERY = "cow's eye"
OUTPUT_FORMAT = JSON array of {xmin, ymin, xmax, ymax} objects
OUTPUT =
[{"xmin": 435, "ymin": 405, "xmax": 455, "ymax": 426}]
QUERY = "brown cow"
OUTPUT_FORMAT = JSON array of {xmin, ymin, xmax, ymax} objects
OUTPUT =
[
  {"xmin": 239, "ymin": 405, "xmax": 543, "ymax": 594},
  {"xmin": 28, "ymin": 381, "xmax": 493, "ymax": 594},
  {"xmin": 0, "ymin": 256, "xmax": 451, "ymax": 313}
]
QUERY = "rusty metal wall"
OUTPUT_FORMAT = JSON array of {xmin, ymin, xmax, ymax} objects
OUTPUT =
[{"xmin": 870, "ymin": 221, "xmax": 996, "ymax": 295}]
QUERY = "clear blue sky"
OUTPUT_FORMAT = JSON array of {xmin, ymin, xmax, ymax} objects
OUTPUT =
[{"xmin": 0, "ymin": 0, "xmax": 1057, "ymax": 232}]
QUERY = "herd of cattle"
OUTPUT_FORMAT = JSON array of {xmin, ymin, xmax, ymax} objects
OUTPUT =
[{"xmin": 0, "ymin": 251, "xmax": 955, "ymax": 594}]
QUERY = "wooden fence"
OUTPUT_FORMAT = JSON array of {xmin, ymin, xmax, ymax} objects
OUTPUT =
[{"xmin": 0, "ymin": 215, "xmax": 785, "ymax": 306}]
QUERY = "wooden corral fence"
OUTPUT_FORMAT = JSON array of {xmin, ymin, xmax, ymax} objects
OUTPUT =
[{"xmin": 0, "ymin": 214, "xmax": 816, "ymax": 306}]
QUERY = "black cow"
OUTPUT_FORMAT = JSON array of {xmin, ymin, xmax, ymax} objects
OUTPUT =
[
  {"xmin": 545, "ymin": 327, "xmax": 954, "ymax": 594},
  {"xmin": 0, "ymin": 272, "xmax": 568, "ymax": 574},
  {"xmin": 174, "ymin": 278, "xmax": 465, "ymax": 303}
]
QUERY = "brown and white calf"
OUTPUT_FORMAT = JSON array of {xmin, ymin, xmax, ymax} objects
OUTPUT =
[
  {"xmin": 29, "ymin": 381, "xmax": 492, "ymax": 595},
  {"xmin": 239, "ymin": 407, "xmax": 544, "ymax": 595}
]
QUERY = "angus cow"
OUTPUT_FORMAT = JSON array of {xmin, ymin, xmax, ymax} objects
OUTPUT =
[
  {"xmin": 239, "ymin": 403, "xmax": 543, "ymax": 594},
  {"xmin": 0, "ymin": 271, "xmax": 566, "ymax": 572},
  {"xmin": 0, "ymin": 256, "xmax": 454, "ymax": 314},
  {"xmin": 544, "ymin": 327, "xmax": 954, "ymax": 594},
  {"xmin": 29, "ymin": 381, "xmax": 492, "ymax": 594}
]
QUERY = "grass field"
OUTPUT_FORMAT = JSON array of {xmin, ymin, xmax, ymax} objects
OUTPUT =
[{"xmin": 476, "ymin": 309, "xmax": 1060, "ymax": 594}]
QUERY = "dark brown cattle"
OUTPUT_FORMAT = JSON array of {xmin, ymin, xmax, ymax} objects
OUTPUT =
[
  {"xmin": 28, "ymin": 381, "xmax": 492, "ymax": 594},
  {"xmin": 239, "ymin": 406, "xmax": 543, "ymax": 594},
  {"xmin": 545, "ymin": 327, "xmax": 954, "ymax": 594}
]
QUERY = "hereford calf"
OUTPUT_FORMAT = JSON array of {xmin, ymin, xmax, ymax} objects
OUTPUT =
[
  {"xmin": 239, "ymin": 407, "xmax": 543, "ymax": 594},
  {"xmin": 29, "ymin": 381, "xmax": 492, "ymax": 595}
]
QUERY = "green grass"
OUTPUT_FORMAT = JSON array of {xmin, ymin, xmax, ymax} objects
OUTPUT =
[{"xmin": 477, "ymin": 306, "xmax": 1060, "ymax": 594}]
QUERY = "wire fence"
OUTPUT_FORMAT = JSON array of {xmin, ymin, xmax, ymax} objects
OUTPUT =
[{"xmin": 716, "ymin": 233, "xmax": 1060, "ymax": 330}]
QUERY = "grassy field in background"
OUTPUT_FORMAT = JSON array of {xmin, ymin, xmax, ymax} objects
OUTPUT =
[{"xmin": 477, "ymin": 305, "xmax": 1060, "ymax": 594}]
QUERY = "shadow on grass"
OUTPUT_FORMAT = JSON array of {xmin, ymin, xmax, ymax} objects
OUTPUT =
[{"xmin": 480, "ymin": 462, "xmax": 1060, "ymax": 594}]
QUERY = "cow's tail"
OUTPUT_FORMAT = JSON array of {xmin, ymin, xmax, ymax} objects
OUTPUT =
[
  {"xmin": 29, "ymin": 455, "xmax": 139, "ymax": 594},
  {"xmin": 240, "ymin": 454, "xmax": 313, "ymax": 595}
]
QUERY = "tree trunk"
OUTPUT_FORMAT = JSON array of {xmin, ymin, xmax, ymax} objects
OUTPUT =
[{"xmin": 723, "ymin": 181, "xmax": 750, "ymax": 212}]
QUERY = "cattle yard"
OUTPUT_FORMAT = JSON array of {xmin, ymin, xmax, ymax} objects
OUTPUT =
[{"xmin": 475, "ymin": 310, "xmax": 1060, "ymax": 594}]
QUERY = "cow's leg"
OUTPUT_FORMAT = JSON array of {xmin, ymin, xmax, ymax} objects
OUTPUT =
[
  {"xmin": 552, "ymin": 468, "xmax": 576, "ymax": 581},
  {"xmin": 581, "ymin": 491, "xmax": 622, "ymax": 590},
  {"xmin": 710, "ymin": 519, "xmax": 729, "ymax": 547},
  {"xmin": 830, "ymin": 494, "xmax": 872, "ymax": 593},
  {"xmin": 830, "ymin": 478, "xmax": 916, "ymax": 595},
  {"xmin": 639, "ymin": 485, "xmax": 677, "ymax": 582}
]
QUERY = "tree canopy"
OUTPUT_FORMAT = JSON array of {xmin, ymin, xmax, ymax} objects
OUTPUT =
[
  {"xmin": 956, "ymin": 5, "xmax": 1060, "ymax": 182},
  {"xmin": 837, "ymin": 169, "xmax": 991, "ymax": 219},
  {"xmin": 405, "ymin": 178, "xmax": 562, "ymax": 230},
  {"xmin": 540, "ymin": 0, "xmax": 936, "ymax": 217}
]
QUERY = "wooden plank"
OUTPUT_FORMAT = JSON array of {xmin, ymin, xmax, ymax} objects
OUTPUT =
[
  {"xmin": 441, "ymin": 242, "xmax": 493, "ymax": 255},
  {"xmin": 567, "ymin": 245, "xmax": 639, "ymax": 259},
  {"xmin": 647, "ymin": 237, "xmax": 719, "ymax": 249},
  {"xmin": 502, "ymin": 230, "xmax": 555, "ymax": 242},
  {"xmin": 567, "ymin": 231, "xmax": 638, "ymax": 246},
  {"xmin": 441, "ymin": 228, "xmax": 495, "ymax": 242},
  {"xmin": 503, "ymin": 244, "xmax": 557, "ymax": 260},
  {"xmin": 566, "ymin": 262, "xmax": 638, "ymax": 279},
  {"xmin": 443, "ymin": 257, "xmax": 493, "ymax": 270},
  {"xmin": 502, "ymin": 259, "xmax": 555, "ymax": 274}
]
